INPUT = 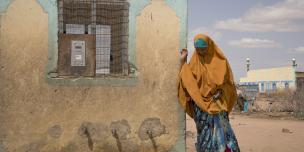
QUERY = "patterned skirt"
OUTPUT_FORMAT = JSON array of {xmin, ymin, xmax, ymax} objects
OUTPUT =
[{"xmin": 192, "ymin": 101, "xmax": 240, "ymax": 152}]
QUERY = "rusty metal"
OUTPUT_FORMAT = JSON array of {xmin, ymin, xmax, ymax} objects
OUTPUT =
[{"xmin": 58, "ymin": 0, "xmax": 129, "ymax": 77}]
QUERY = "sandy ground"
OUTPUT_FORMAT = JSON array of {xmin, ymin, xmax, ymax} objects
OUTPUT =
[{"xmin": 186, "ymin": 113, "xmax": 304, "ymax": 152}]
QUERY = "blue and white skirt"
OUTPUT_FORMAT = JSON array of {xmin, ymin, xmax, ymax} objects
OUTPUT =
[{"xmin": 192, "ymin": 101, "xmax": 240, "ymax": 152}]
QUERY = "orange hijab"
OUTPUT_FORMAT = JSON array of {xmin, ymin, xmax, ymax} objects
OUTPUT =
[{"xmin": 178, "ymin": 34, "xmax": 237, "ymax": 117}]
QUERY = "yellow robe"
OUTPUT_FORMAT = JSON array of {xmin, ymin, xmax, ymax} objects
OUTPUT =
[{"xmin": 178, "ymin": 34, "xmax": 237, "ymax": 118}]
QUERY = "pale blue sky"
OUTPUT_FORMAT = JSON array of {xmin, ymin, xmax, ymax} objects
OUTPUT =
[{"xmin": 188, "ymin": 0, "xmax": 304, "ymax": 82}]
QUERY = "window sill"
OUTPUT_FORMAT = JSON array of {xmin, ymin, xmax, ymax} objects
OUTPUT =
[{"xmin": 45, "ymin": 72, "xmax": 138, "ymax": 86}]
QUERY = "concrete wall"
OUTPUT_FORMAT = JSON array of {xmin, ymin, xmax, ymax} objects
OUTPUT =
[{"xmin": 0, "ymin": 0, "xmax": 187, "ymax": 151}]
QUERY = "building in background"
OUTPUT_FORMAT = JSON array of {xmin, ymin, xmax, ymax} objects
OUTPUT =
[
  {"xmin": 296, "ymin": 71, "xmax": 304, "ymax": 90},
  {"xmin": 240, "ymin": 58, "xmax": 304, "ymax": 93}
]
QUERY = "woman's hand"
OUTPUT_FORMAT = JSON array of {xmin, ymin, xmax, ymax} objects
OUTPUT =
[
  {"xmin": 212, "ymin": 89, "xmax": 223, "ymax": 101},
  {"xmin": 180, "ymin": 48, "xmax": 188, "ymax": 63}
]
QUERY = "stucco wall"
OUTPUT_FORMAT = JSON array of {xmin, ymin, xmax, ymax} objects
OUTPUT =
[{"xmin": 0, "ymin": 0, "xmax": 186, "ymax": 151}]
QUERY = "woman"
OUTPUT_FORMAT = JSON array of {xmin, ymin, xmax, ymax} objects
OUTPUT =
[{"xmin": 178, "ymin": 34, "xmax": 240, "ymax": 152}]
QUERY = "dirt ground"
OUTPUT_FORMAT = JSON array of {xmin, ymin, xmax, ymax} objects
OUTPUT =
[{"xmin": 186, "ymin": 113, "xmax": 304, "ymax": 152}]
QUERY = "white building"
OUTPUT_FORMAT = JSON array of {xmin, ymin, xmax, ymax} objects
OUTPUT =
[{"xmin": 240, "ymin": 66, "xmax": 304, "ymax": 93}]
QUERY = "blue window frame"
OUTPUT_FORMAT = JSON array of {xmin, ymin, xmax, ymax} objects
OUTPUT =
[
  {"xmin": 285, "ymin": 82, "xmax": 289, "ymax": 90},
  {"xmin": 261, "ymin": 83, "xmax": 264, "ymax": 92},
  {"xmin": 272, "ymin": 82, "xmax": 277, "ymax": 91},
  {"xmin": 266, "ymin": 82, "xmax": 271, "ymax": 91}
]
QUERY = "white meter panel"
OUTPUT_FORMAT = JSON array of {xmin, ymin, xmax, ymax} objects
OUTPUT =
[{"xmin": 71, "ymin": 40, "xmax": 86, "ymax": 66}]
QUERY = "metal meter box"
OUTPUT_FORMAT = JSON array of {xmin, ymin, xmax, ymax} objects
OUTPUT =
[
  {"xmin": 57, "ymin": 34, "xmax": 95, "ymax": 77},
  {"xmin": 71, "ymin": 40, "xmax": 86, "ymax": 66}
]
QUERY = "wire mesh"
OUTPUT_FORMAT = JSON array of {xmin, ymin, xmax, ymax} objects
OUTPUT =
[{"xmin": 58, "ymin": 0, "xmax": 129, "ymax": 77}]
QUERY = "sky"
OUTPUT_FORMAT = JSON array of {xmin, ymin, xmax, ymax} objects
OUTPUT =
[{"xmin": 187, "ymin": 0, "xmax": 304, "ymax": 82}]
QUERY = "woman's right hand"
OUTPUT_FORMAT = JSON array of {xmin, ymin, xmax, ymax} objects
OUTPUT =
[
  {"xmin": 212, "ymin": 89, "xmax": 223, "ymax": 101},
  {"xmin": 180, "ymin": 48, "xmax": 188, "ymax": 63}
]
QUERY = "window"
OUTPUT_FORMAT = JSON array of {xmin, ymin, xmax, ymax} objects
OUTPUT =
[
  {"xmin": 261, "ymin": 83, "xmax": 264, "ymax": 92},
  {"xmin": 266, "ymin": 82, "xmax": 270, "ymax": 91},
  {"xmin": 57, "ymin": 0, "xmax": 129, "ymax": 77},
  {"xmin": 272, "ymin": 82, "xmax": 277, "ymax": 91},
  {"xmin": 285, "ymin": 82, "xmax": 289, "ymax": 90}
]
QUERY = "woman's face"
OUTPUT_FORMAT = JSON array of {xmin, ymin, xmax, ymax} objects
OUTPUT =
[{"xmin": 196, "ymin": 47, "xmax": 208, "ymax": 56}]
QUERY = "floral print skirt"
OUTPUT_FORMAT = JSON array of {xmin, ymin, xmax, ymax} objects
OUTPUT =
[{"xmin": 192, "ymin": 101, "xmax": 240, "ymax": 152}]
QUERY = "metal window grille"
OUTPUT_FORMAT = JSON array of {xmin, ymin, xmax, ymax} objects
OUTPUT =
[{"xmin": 58, "ymin": 0, "xmax": 129, "ymax": 77}]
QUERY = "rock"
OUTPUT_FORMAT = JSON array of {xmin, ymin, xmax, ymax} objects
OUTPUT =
[{"xmin": 282, "ymin": 128, "xmax": 293, "ymax": 133}]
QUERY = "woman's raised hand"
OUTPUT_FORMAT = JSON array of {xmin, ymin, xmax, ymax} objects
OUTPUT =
[{"xmin": 180, "ymin": 48, "xmax": 188, "ymax": 63}]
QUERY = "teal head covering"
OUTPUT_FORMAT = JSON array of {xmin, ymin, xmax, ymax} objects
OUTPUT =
[{"xmin": 194, "ymin": 38, "xmax": 208, "ymax": 48}]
